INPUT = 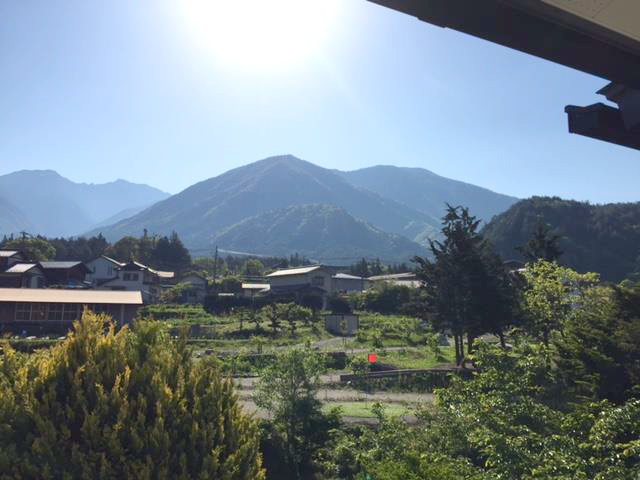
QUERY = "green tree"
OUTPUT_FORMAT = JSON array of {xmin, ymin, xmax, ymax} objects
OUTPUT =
[
  {"xmin": 521, "ymin": 260, "xmax": 599, "ymax": 345},
  {"xmin": 261, "ymin": 304, "xmax": 281, "ymax": 335},
  {"xmin": 105, "ymin": 235, "xmax": 140, "ymax": 262},
  {"xmin": 253, "ymin": 349, "xmax": 333, "ymax": 480},
  {"xmin": 516, "ymin": 220, "xmax": 563, "ymax": 262},
  {"xmin": 0, "ymin": 311, "xmax": 264, "ymax": 479},
  {"xmin": 414, "ymin": 205, "xmax": 517, "ymax": 363},
  {"xmin": 4, "ymin": 236, "xmax": 56, "ymax": 261}
]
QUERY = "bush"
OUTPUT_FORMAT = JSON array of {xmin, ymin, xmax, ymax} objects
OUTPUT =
[{"xmin": 0, "ymin": 312, "xmax": 265, "ymax": 479}]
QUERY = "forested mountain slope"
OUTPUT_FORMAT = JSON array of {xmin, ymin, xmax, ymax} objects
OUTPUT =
[{"xmin": 482, "ymin": 196, "xmax": 640, "ymax": 281}]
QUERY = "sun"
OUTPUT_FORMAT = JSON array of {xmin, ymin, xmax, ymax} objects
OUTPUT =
[{"xmin": 179, "ymin": 0, "xmax": 338, "ymax": 70}]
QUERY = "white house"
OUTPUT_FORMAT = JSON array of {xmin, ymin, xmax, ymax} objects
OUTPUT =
[
  {"xmin": 85, "ymin": 256, "xmax": 125, "ymax": 285},
  {"xmin": 368, "ymin": 272, "xmax": 421, "ymax": 288},
  {"xmin": 332, "ymin": 273, "xmax": 370, "ymax": 293},
  {"xmin": 266, "ymin": 265, "xmax": 345, "ymax": 307},
  {"xmin": 97, "ymin": 261, "xmax": 175, "ymax": 303}
]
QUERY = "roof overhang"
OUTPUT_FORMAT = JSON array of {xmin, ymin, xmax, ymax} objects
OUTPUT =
[{"xmin": 368, "ymin": 0, "xmax": 640, "ymax": 150}]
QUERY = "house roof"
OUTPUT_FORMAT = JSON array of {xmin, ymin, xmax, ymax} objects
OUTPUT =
[
  {"xmin": 96, "ymin": 255, "xmax": 125, "ymax": 267},
  {"xmin": 333, "ymin": 273, "xmax": 364, "ymax": 280},
  {"xmin": 40, "ymin": 261, "xmax": 89, "ymax": 271},
  {"xmin": 118, "ymin": 261, "xmax": 174, "ymax": 278},
  {"xmin": 4, "ymin": 263, "xmax": 41, "ymax": 274},
  {"xmin": 266, "ymin": 265, "xmax": 323, "ymax": 277},
  {"xmin": 368, "ymin": 272, "xmax": 417, "ymax": 281},
  {"xmin": 0, "ymin": 250, "xmax": 21, "ymax": 258},
  {"xmin": 242, "ymin": 283, "xmax": 271, "ymax": 291},
  {"xmin": 0, "ymin": 288, "xmax": 143, "ymax": 305}
]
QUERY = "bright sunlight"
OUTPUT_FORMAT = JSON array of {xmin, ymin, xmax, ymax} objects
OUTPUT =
[{"xmin": 179, "ymin": 0, "xmax": 339, "ymax": 70}]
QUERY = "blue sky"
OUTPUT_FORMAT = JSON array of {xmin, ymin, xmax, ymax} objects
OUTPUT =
[{"xmin": 0, "ymin": 0, "xmax": 638, "ymax": 203}]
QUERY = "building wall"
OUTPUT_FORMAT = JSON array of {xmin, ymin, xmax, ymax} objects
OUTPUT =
[
  {"xmin": 86, "ymin": 257, "xmax": 119, "ymax": 284},
  {"xmin": 269, "ymin": 270, "xmax": 334, "ymax": 293},
  {"xmin": 332, "ymin": 277, "xmax": 369, "ymax": 293}
]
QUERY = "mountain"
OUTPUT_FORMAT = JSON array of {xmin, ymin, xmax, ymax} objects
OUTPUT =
[
  {"xmin": 211, "ymin": 204, "xmax": 426, "ymax": 262},
  {"xmin": 0, "ymin": 197, "xmax": 32, "ymax": 235},
  {"xmin": 338, "ymin": 165, "xmax": 518, "ymax": 225},
  {"xmin": 92, "ymin": 155, "xmax": 441, "ymax": 250},
  {"xmin": 482, "ymin": 196, "xmax": 640, "ymax": 281},
  {"xmin": 0, "ymin": 170, "xmax": 170, "ymax": 237}
]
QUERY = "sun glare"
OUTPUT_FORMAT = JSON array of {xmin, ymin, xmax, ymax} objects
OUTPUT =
[{"xmin": 179, "ymin": 0, "xmax": 338, "ymax": 70}]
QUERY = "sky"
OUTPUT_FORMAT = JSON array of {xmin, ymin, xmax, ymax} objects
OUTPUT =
[{"xmin": 0, "ymin": 0, "xmax": 638, "ymax": 204}]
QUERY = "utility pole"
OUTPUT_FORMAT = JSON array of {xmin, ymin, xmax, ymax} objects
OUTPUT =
[{"xmin": 212, "ymin": 245, "xmax": 219, "ymax": 283}]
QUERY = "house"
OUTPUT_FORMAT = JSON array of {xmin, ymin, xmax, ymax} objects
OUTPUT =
[
  {"xmin": 40, "ymin": 261, "xmax": 91, "ymax": 287},
  {"xmin": 180, "ymin": 272, "xmax": 209, "ymax": 303},
  {"xmin": 98, "ymin": 261, "xmax": 175, "ymax": 303},
  {"xmin": 0, "ymin": 288, "xmax": 143, "ymax": 335},
  {"xmin": 266, "ymin": 265, "xmax": 343, "ymax": 307},
  {"xmin": 0, "ymin": 250, "xmax": 27, "ymax": 271},
  {"xmin": 368, "ymin": 272, "xmax": 421, "ymax": 288},
  {"xmin": 241, "ymin": 283, "xmax": 271, "ymax": 299},
  {"xmin": 0, "ymin": 263, "xmax": 47, "ymax": 288},
  {"xmin": 332, "ymin": 273, "xmax": 370, "ymax": 293},
  {"xmin": 85, "ymin": 255, "xmax": 125, "ymax": 285}
]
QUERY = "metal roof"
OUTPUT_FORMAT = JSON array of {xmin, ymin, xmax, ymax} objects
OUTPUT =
[
  {"xmin": 4, "ymin": 263, "xmax": 40, "ymax": 274},
  {"xmin": 368, "ymin": 272, "xmax": 417, "ymax": 281},
  {"xmin": 0, "ymin": 250, "xmax": 20, "ymax": 258},
  {"xmin": 0, "ymin": 288, "xmax": 143, "ymax": 305},
  {"xmin": 266, "ymin": 265, "xmax": 322, "ymax": 277},
  {"xmin": 242, "ymin": 283, "xmax": 271, "ymax": 290},
  {"xmin": 98, "ymin": 255, "xmax": 125, "ymax": 267},
  {"xmin": 332, "ymin": 273, "xmax": 364, "ymax": 280},
  {"xmin": 40, "ymin": 261, "xmax": 86, "ymax": 270}
]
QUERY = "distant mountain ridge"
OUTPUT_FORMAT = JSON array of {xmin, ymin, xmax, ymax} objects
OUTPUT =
[
  {"xmin": 0, "ymin": 170, "xmax": 170, "ymax": 237},
  {"xmin": 482, "ymin": 196, "xmax": 640, "ymax": 281},
  {"xmin": 91, "ymin": 154, "xmax": 519, "ymax": 262},
  {"xmin": 338, "ymin": 165, "xmax": 518, "ymax": 225},
  {"xmin": 211, "ymin": 204, "xmax": 426, "ymax": 262},
  {"xmin": 91, "ymin": 155, "xmax": 441, "ymax": 250}
]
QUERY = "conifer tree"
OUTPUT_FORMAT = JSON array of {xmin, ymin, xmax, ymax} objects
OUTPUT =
[{"xmin": 0, "ymin": 312, "xmax": 264, "ymax": 480}]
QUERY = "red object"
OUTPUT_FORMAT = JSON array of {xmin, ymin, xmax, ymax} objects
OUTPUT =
[{"xmin": 367, "ymin": 353, "xmax": 377, "ymax": 364}]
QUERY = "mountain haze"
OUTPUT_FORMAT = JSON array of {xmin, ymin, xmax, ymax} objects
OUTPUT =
[
  {"xmin": 93, "ymin": 155, "xmax": 441, "ymax": 251},
  {"xmin": 211, "ymin": 204, "xmax": 426, "ymax": 262},
  {"xmin": 338, "ymin": 165, "xmax": 518, "ymax": 225},
  {"xmin": 0, "ymin": 170, "xmax": 170, "ymax": 237}
]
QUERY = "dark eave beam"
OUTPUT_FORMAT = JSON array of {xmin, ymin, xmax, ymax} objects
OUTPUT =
[
  {"xmin": 565, "ymin": 103, "xmax": 640, "ymax": 151},
  {"xmin": 368, "ymin": 0, "xmax": 640, "ymax": 90}
]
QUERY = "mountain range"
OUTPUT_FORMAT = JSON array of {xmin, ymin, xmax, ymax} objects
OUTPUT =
[
  {"xmin": 1, "ymin": 156, "xmax": 519, "ymax": 262},
  {"xmin": 0, "ymin": 170, "xmax": 170, "ymax": 237}
]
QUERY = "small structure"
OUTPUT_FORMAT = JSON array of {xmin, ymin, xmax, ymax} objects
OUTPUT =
[
  {"xmin": 324, "ymin": 313, "xmax": 359, "ymax": 336},
  {"xmin": 40, "ymin": 261, "xmax": 90, "ymax": 287},
  {"xmin": 241, "ymin": 282, "xmax": 270, "ymax": 299},
  {"xmin": 0, "ymin": 263, "xmax": 47, "ymax": 288},
  {"xmin": 368, "ymin": 272, "xmax": 421, "ymax": 288},
  {"xmin": 85, "ymin": 255, "xmax": 125, "ymax": 285},
  {"xmin": 0, "ymin": 288, "xmax": 143, "ymax": 335},
  {"xmin": 266, "ymin": 265, "xmax": 344, "ymax": 307},
  {"xmin": 332, "ymin": 273, "xmax": 369, "ymax": 293},
  {"xmin": 180, "ymin": 272, "xmax": 209, "ymax": 303},
  {"xmin": 0, "ymin": 250, "xmax": 27, "ymax": 271}
]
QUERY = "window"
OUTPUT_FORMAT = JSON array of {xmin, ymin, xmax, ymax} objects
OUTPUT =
[
  {"xmin": 31, "ymin": 303, "xmax": 46, "ymax": 321},
  {"xmin": 48, "ymin": 303, "xmax": 63, "ymax": 321},
  {"xmin": 15, "ymin": 303, "xmax": 31, "ymax": 321},
  {"xmin": 123, "ymin": 272, "xmax": 139, "ymax": 282},
  {"xmin": 312, "ymin": 276, "xmax": 325, "ymax": 287},
  {"xmin": 63, "ymin": 304, "xmax": 81, "ymax": 321}
]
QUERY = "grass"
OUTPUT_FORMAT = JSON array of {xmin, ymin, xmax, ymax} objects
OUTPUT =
[
  {"xmin": 375, "ymin": 347, "xmax": 456, "ymax": 369},
  {"xmin": 326, "ymin": 402, "xmax": 413, "ymax": 418}
]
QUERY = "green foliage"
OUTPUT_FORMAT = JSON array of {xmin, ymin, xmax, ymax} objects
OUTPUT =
[
  {"xmin": 516, "ymin": 220, "xmax": 563, "ymax": 262},
  {"xmin": 0, "ymin": 311, "xmax": 264, "ymax": 479},
  {"xmin": 157, "ymin": 282, "xmax": 191, "ymax": 304},
  {"xmin": 349, "ymin": 282, "xmax": 423, "ymax": 315},
  {"xmin": 415, "ymin": 205, "xmax": 517, "ymax": 363},
  {"xmin": 3, "ymin": 236, "xmax": 56, "ymax": 261},
  {"xmin": 483, "ymin": 196, "xmax": 640, "ymax": 281},
  {"xmin": 521, "ymin": 260, "xmax": 599, "ymax": 345},
  {"xmin": 105, "ymin": 231, "xmax": 191, "ymax": 272},
  {"xmin": 348, "ymin": 356, "xmax": 370, "ymax": 375},
  {"xmin": 254, "ymin": 349, "xmax": 336, "ymax": 480},
  {"xmin": 328, "ymin": 293, "xmax": 352, "ymax": 314}
]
